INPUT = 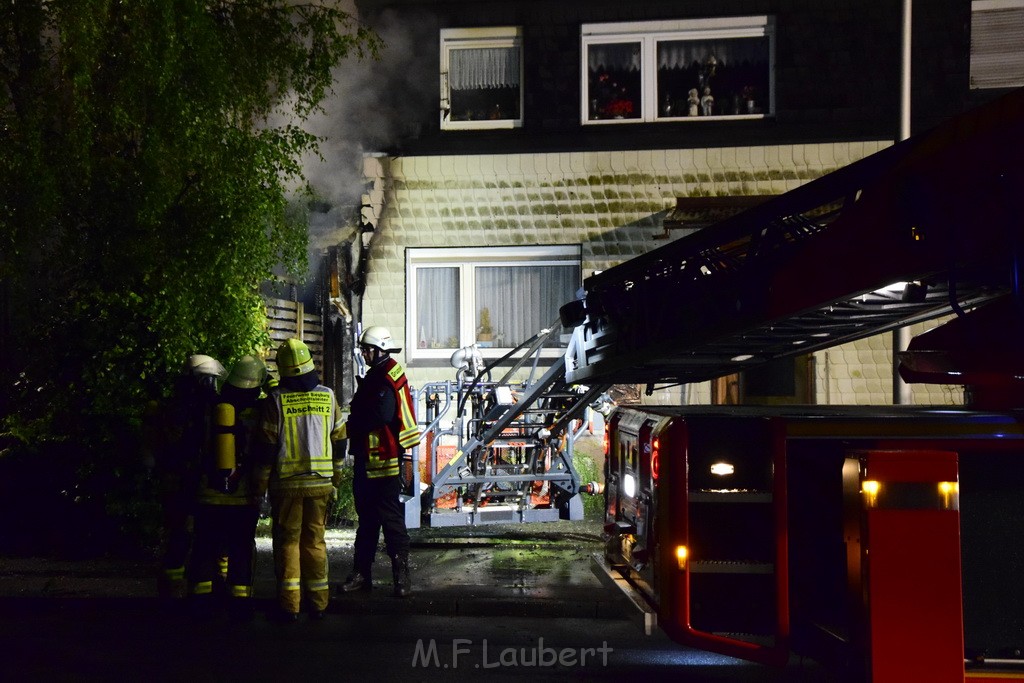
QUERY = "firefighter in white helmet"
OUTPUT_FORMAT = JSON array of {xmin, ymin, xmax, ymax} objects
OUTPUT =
[
  {"xmin": 150, "ymin": 353, "xmax": 226, "ymax": 600},
  {"xmin": 338, "ymin": 325, "xmax": 422, "ymax": 597},
  {"xmin": 187, "ymin": 354, "xmax": 266, "ymax": 617},
  {"xmin": 256, "ymin": 339, "xmax": 344, "ymax": 621}
]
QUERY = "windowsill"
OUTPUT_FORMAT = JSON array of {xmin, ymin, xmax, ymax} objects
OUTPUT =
[
  {"xmin": 442, "ymin": 119, "xmax": 523, "ymax": 131},
  {"xmin": 584, "ymin": 113, "xmax": 768, "ymax": 124}
]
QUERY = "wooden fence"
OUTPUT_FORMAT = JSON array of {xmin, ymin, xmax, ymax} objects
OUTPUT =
[{"xmin": 265, "ymin": 298, "xmax": 324, "ymax": 377}]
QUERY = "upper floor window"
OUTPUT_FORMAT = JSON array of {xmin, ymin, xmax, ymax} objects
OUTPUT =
[
  {"xmin": 971, "ymin": 0, "xmax": 1024, "ymax": 89},
  {"xmin": 441, "ymin": 27, "xmax": 523, "ymax": 130},
  {"xmin": 407, "ymin": 246, "xmax": 581, "ymax": 361},
  {"xmin": 581, "ymin": 17, "xmax": 774, "ymax": 124}
]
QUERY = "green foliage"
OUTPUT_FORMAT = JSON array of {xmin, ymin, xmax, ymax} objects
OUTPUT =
[
  {"xmin": 327, "ymin": 466, "xmax": 357, "ymax": 527},
  {"xmin": 572, "ymin": 441, "xmax": 606, "ymax": 520},
  {"xmin": 0, "ymin": 0, "xmax": 380, "ymax": 555}
]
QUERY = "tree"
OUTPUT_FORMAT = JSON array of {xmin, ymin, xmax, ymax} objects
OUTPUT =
[{"xmin": 0, "ymin": 0, "xmax": 380, "ymax": 554}]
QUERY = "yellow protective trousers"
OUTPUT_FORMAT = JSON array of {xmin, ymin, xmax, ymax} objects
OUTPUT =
[{"xmin": 270, "ymin": 491, "xmax": 331, "ymax": 614}]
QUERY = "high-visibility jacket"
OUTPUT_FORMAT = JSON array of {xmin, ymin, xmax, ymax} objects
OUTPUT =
[
  {"xmin": 259, "ymin": 384, "xmax": 342, "ymax": 495},
  {"xmin": 346, "ymin": 357, "xmax": 421, "ymax": 479}
]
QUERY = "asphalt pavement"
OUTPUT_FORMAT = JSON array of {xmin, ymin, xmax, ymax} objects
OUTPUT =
[{"xmin": 0, "ymin": 520, "xmax": 840, "ymax": 682}]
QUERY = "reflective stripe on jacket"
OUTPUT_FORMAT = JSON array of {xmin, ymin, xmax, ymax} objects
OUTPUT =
[
  {"xmin": 260, "ymin": 385, "xmax": 339, "ymax": 494},
  {"xmin": 350, "ymin": 358, "xmax": 422, "ymax": 479}
]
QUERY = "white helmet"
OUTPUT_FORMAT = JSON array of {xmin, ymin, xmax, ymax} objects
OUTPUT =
[
  {"xmin": 183, "ymin": 354, "xmax": 226, "ymax": 379},
  {"xmin": 360, "ymin": 325, "xmax": 401, "ymax": 353}
]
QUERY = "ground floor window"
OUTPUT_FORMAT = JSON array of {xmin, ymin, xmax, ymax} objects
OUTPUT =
[{"xmin": 407, "ymin": 246, "xmax": 582, "ymax": 360}]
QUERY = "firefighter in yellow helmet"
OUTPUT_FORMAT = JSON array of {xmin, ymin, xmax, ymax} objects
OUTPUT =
[
  {"xmin": 256, "ymin": 339, "xmax": 344, "ymax": 621},
  {"xmin": 152, "ymin": 354, "xmax": 226, "ymax": 600},
  {"xmin": 338, "ymin": 326, "xmax": 422, "ymax": 597},
  {"xmin": 187, "ymin": 354, "xmax": 266, "ymax": 617}
]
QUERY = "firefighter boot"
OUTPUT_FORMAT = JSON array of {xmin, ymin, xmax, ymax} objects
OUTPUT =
[
  {"xmin": 338, "ymin": 567, "xmax": 371, "ymax": 593},
  {"xmin": 391, "ymin": 554, "xmax": 411, "ymax": 598}
]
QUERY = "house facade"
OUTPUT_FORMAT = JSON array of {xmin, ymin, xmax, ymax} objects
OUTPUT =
[{"xmin": 338, "ymin": 0, "xmax": 1023, "ymax": 407}]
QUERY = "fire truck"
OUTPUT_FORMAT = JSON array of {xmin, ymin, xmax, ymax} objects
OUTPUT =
[
  {"xmin": 576, "ymin": 87, "xmax": 1024, "ymax": 682},
  {"xmin": 409, "ymin": 87, "xmax": 1023, "ymax": 679}
]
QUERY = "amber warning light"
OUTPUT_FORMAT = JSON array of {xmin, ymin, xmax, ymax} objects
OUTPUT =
[{"xmin": 651, "ymin": 438, "xmax": 660, "ymax": 482}]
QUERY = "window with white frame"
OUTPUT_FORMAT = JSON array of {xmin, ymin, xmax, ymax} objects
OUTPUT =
[
  {"xmin": 407, "ymin": 246, "xmax": 581, "ymax": 360},
  {"xmin": 441, "ymin": 27, "xmax": 523, "ymax": 130},
  {"xmin": 971, "ymin": 0, "xmax": 1024, "ymax": 89},
  {"xmin": 581, "ymin": 17, "xmax": 774, "ymax": 124}
]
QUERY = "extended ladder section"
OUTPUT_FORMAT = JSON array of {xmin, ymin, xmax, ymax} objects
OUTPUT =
[
  {"xmin": 565, "ymin": 88, "xmax": 1024, "ymax": 387},
  {"xmin": 420, "ymin": 324, "xmax": 609, "ymax": 527}
]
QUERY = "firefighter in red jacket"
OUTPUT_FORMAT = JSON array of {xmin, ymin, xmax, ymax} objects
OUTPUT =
[
  {"xmin": 256, "ymin": 338, "xmax": 344, "ymax": 621},
  {"xmin": 338, "ymin": 326, "xmax": 422, "ymax": 597}
]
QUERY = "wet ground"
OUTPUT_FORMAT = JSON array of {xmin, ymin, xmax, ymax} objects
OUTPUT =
[{"xmin": 0, "ymin": 519, "xmax": 618, "ymax": 619}]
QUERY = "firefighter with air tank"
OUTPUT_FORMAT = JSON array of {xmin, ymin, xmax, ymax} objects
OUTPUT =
[
  {"xmin": 187, "ymin": 354, "xmax": 267, "ymax": 617},
  {"xmin": 149, "ymin": 353, "xmax": 226, "ymax": 601}
]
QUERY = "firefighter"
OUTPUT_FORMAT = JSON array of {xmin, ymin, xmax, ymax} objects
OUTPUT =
[
  {"xmin": 153, "ymin": 354, "xmax": 226, "ymax": 601},
  {"xmin": 187, "ymin": 354, "xmax": 267, "ymax": 617},
  {"xmin": 256, "ymin": 338, "xmax": 344, "ymax": 622},
  {"xmin": 338, "ymin": 326, "xmax": 422, "ymax": 598}
]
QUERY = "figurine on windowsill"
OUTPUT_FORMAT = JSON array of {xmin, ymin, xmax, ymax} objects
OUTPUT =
[
  {"xmin": 700, "ymin": 87, "xmax": 714, "ymax": 116},
  {"xmin": 742, "ymin": 86, "xmax": 757, "ymax": 114},
  {"xmin": 688, "ymin": 88, "xmax": 700, "ymax": 117}
]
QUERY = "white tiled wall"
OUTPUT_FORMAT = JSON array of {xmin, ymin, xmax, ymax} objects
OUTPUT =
[{"xmin": 352, "ymin": 141, "xmax": 963, "ymax": 408}]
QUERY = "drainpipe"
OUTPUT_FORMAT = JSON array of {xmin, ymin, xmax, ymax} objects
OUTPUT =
[{"xmin": 893, "ymin": 0, "xmax": 914, "ymax": 405}]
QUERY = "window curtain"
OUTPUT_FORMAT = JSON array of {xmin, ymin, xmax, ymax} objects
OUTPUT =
[
  {"xmin": 450, "ymin": 46, "xmax": 521, "ymax": 90},
  {"xmin": 416, "ymin": 267, "xmax": 459, "ymax": 348},
  {"xmin": 587, "ymin": 42, "xmax": 641, "ymax": 72},
  {"xmin": 475, "ymin": 265, "xmax": 579, "ymax": 347},
  {"xmin": 656, "ymin": 37, "xmax": 767, "ymax": 70}
]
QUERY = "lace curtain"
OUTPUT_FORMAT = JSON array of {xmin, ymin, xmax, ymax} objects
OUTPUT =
[
  {"xmin": 416, "ymin": 267, "xmax": 458, "ymax": 348},
  {"xmin": 450, "ymin": 46, "xmax": 521, "ymax": 90},
  {"xmin": 587, "ymin": 38, "xmax": 766, "ymax": 72},
  {"xmin": 475, "ymin": 265, "xmax": 578, "ymax": 347},
  {"xmin": 415, "ymin": 264, "xmax": 579, "ymax": 349},
  {"xmin": 587, "ymin": 42, "xmax": 641, "ymax": 72},
  {"xmin": 656, "ymin": 38, "xmax": 766, "ymax": 70}
]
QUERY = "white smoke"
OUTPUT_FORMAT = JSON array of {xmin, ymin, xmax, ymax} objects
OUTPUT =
[{"xmin": 301, "ymin": 7, "xmax": 436, "ymax": 250}]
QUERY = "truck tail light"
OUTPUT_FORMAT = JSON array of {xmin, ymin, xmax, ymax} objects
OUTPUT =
[
  {"xmin": 652, "ymin": 438, "xmax": 660, "ymax": 482},
  {"xmin": 675, "ymin": 545, "xmax": 688, "ymax": 570}
]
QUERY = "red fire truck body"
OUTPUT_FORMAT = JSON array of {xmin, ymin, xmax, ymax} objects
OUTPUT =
[{"xmin": 601, "ymin": 405, "xmax": 1024, "ymax": 680}]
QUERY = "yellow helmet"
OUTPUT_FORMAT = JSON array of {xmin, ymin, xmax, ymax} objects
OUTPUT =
[
  {"xmin": 225, "ymin": 354, "xmax": 267, "ymax": 390},
  {"xmin": 276, "ymin": 338, "xmax": 315, "ymax": 377}
]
